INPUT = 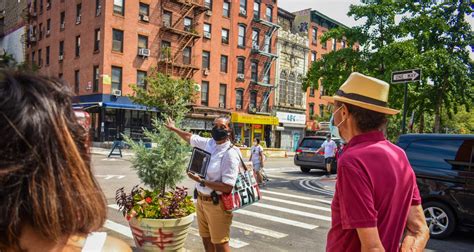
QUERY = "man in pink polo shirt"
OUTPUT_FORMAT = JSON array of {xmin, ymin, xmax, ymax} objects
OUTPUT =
[{"xmin": 323, "ymin": 73, "xmax": 430, "ymax": 252}]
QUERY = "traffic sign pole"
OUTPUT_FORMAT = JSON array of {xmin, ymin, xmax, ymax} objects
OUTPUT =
[{"xmin": 401, "ymin": 83, "xmax": 408, "ymax": 134}]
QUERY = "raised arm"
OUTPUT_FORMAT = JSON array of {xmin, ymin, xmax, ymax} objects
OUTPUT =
[
  {"xmin": 400, "ymin": 205, "xmax": 430, "ymax": 252},
  {"xmin": 164, "ymin": 117, "xmax": 192, "ymax": 144}
]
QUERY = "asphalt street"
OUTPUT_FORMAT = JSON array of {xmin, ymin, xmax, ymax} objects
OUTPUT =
[{"xmin": 92, "ymin": 155, "xmax": 474, "ymax": 252}]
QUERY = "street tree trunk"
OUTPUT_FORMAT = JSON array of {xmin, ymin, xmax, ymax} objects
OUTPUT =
[{"xmin": 418, "ymin": 111, "xmax": 425, "ymax": 133}]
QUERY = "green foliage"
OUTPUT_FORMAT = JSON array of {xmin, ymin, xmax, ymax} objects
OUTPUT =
[
  {"xmin": 200, "ymin": 131, "xmax": 212, "ymax": 138},
  {"xmin": 124, "ymin": 71, "xmax": 197, "ymax": 194},
  {"xmin": 0, "ymin": 49, "xmax": 37, "ymax": 71},
  {"xmin": 116, "ymin": 186, "xmax": 195, "ymax": 220},
  {"xmin": 305, "ymin": 0, "xmax": 473, "ymax": 138}
]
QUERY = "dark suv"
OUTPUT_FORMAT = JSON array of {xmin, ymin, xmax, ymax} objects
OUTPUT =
[
  {"xmin": 294, "ymin": 136, "xmax": 340, "ymax": 173},
  {"xmin": 397, "ymin": 134, "xmax": 474, "ymax": 239}
]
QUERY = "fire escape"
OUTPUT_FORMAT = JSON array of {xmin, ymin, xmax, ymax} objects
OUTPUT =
[
  {"xmin": 249, "ymin": 11, "xmax": 280, "ymax": 114},
  {"xmin": 158, "ymin": 0, "xmax": 207, "ymax": 79}
]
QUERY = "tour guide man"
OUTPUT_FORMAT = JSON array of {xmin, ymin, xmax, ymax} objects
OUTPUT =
[{"xmin": 323, "ymin": 72, "xmax": 430, "ymax": 252}]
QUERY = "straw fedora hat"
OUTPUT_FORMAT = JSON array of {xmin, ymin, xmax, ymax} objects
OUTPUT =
[{"xmin": 322, "ymin": 72, "xmax": 399, "ymax": 115}]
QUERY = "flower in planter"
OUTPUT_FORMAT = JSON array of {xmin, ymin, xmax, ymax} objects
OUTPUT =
[{"xmin": 116, "ymin": 186, "xmax": 195, "ymax": 220}]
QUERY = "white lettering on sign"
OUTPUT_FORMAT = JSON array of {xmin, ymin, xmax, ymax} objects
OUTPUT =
[{"xmin": 276, "ymin": 112, "xmax": 306, "ymax": 124}]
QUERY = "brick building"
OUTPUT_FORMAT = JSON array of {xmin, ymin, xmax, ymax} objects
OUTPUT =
[
  {"xmin": 25, "ymin": 0, "xmax": 281, "ymax": 144},
  {"xmin": 0, "ymin": 0, "xmax": 28, "ymax": 64}
]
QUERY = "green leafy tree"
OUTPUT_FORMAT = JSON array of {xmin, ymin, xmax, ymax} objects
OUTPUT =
[
  {"xmin": 305, "ymin": 0, "xmax": 473, "ymax": 140},
  {"xmin": 124, "ymin": 71, "xmax": 198, "ymax": 194}
]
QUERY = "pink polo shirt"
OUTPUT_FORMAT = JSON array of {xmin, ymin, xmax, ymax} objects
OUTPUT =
[{"xmin": 326, "ymin": 131, "xmax": 421, "ymax": 252}]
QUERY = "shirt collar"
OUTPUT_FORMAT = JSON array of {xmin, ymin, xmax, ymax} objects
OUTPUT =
[{"xmin": 346, "ymin": 131, "xmax": 385, "ymax": 148}]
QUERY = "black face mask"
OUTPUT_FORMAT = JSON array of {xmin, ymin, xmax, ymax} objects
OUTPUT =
[{"xmin": 211, "ymin": 127, "xmax": 229, "ymax": 141}]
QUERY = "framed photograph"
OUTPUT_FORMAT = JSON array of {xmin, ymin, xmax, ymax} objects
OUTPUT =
[{"xmin": 187, "ymin": 147, "xmax": 211, "ymax": 178}]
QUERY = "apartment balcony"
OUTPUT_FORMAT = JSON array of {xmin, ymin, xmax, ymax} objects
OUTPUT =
[
  {"xmin": 251, "ymin": 44, "xmax": 278, "ymax": 59},
  {"xmin": 250, "ymin": 80, "xmax": 274, "ymax": 88},
  {"xmin": 157, "ymin": 50, "xmax": 199, "ymax": 71},
  {"xmin": 252, "ymin": 16, "xmax": 281, "ymax": 30},
  {"xmin": 161, "ymin": 23, "xmax": 201, "ymax": 38}
]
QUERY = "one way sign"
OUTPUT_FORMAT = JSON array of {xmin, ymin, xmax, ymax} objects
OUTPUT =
[{"xmin": 391, "ymin": 69, "xmax": 421, "ymax": 84}]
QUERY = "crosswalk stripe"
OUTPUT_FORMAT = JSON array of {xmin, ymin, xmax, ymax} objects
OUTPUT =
[
  {"xmin": 235, "ymin": 209, "xmax": 318, "ymax": 230},
  {"xmin": 261, "ymin": 189, "xmax": 332, "ymax": 204},
  {"xmin": 263, "ymin": 196, "xmax": 331, "ymax": 212},
  {"xmin": 253, "ymin": 203, "xmax": 332, "ymax": 222},
  {"xmin": 104, "ymin": 220, "xmax": 133, "ymax": 238},
  {"xmin": 189, "ymin": 227, "xmax": 249, "ymax": 249},
  {"xmin": 232, "ymin": 221, "xmax": 288, "ymax": 238}
]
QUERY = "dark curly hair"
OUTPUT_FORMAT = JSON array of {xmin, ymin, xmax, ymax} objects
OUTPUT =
[
  {"xmin": 0, "ymin": 71, "xmax": 106, "ymax": 250},
  {"xmin": 336, "ymin": 101, "xmax": 388, "ymax": 132}
]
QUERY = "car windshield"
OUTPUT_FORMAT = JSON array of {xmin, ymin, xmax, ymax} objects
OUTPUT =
[{"xmin": 299, "ymin": 138, "xmax": 325, "ymax": 149}]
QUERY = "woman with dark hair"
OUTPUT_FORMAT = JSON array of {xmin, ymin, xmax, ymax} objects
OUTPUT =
[
  {"xmin": 0, "ymin": 71, "xmax": 131, "ymax": 251},
  {"xmin": 165, "ymin": 115, "xmax": 241, "ymax": 252}
]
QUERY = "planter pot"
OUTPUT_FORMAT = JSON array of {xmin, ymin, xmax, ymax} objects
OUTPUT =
[{"xmin": 129, "ymin": 214, "xmax": 194, "ymax": 251}]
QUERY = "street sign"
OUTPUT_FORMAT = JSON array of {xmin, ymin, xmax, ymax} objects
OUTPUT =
[{"xmin": 391, "ymin": 69, "xmax": 421, "ymax": 84}]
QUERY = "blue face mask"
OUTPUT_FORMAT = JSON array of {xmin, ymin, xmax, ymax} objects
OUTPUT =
[{"xmin": 329, "ymin": 115, "xmax": 341, "ymax": 139}]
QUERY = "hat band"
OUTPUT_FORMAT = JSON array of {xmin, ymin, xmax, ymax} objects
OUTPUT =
[{"xmin": 336, "ymin": 90, "xmax": 387, "ymax": 107}]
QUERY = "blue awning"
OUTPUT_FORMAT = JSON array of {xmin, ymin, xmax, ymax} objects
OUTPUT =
[{"xmin": 103, "ymin": 102, "xmax": 157, "ymax": 111}]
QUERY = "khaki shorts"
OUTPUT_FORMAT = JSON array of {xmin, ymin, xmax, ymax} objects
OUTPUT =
[{"xmin": 196, "ymin": 197, "xmax": 233, "ymax": 244}]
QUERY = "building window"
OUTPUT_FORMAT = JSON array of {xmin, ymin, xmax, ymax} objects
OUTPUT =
[
  {"xmin": 60, "ymin": 12, "xmax": 65, "ymax": 30},
  {"xmin": 138, "ymin": 35, "xmax": 148, "ymax": 50},
  {"xmin": 31, "ymin": 51, "xmax": 35, "ymax": 65},
  {"xmin": 40, "ymin": 0, "xmax": 43, "ymax": 13},
  {"xmin": 332, "ymin": 38, "xmax": 337, "ymax": 51},
  {"xmin": 96, "ymin": 0, "xmax": 102, "ymax": 15},
  {"xmin": 93, "ymin": 65, "xmax": 100, "ymax": 92},
  {"xmin": 161, "ymin": 40, "xmax": 171, "ymax": 59},
  {"xmin": 46, "ymin": 46, "xmax": 50, "ymax": 65},
  {"xmin": 75, "ymin": 35, "xmax": 81, "ymax": 57},
  {"xmin": 263, "ymin": 63, "xmax": 270, "ymax": 84},
  {"xmin": 296, "ymin": 75, "xmax": 304, "ymax": 106},
  {"xmin": 204, "ymin": 0, "xmax": 212, "ymax": 9},
  {"xmin": 266, "ymin": 6, "xmax": 272, "ymax": 22},
  {"xmin": 309, "ymin": 103, "xmax": 315, "ymax": 116},
  {"xmin": 319, "ymin": 104, "xmax": 325, "ymax": 117},
  {"xmin": 264, "ymin": 35, "xmax": 271, "ymax": 53},
  {"xmin": 223, "ymin": 1, "xmax": 230, "ymax": 18},
  {"xmin": 74, "ymin": 70, "xmax": 80, "ymax": 94},
  {"xmin": 183, "ymin": 47, "xmax": 191, "ymax": 65},
  {"xmin": 59, "ymin": 41, "xmax": 64, "ymax": 58},
  {"xmin": 240, "ymin": 0, "xmax": 247, "ymax": 12},
  {"xmin": 139, "ymin": 2, "xmax": 149, "ymax": 17},
  {"xmin": 76, "ymin": 3, "xmax": 82, "ymax": 24},
  {"xmin": 309, "ymin": 87, "xmax": 315, "ymax": 97},
  {"xmin": 163, "ymin": 11, "xmax": 172, "ymax": 27},
  {"xmin": 33, "ymin": 0, "xmax": 37, "ymax": 13},
  {"xmin": 201, "ymin": 81, "xmax": 209, "ymax": 106},
  {"xmin": 236, "ymin": 89, "xmax": 243, "ymax": 109},
  {"xmin": 38, "ymin": 49, "xmax": 42, "ymax": 66},
  {"xmin": 184, "ymin": 17, "xmax": 192, "ymax": 32},
  {"xmin": 251, "ymin": 61, "xmax": 258, "ymax": 82},
  {"xmin": 250, "ymin": 91, "xmax": 257, "ymax": 109},
  {"xmin": 252, "ymin": 29, "xmax": 259, "ymax": 47},
  {"xmin": 137, "ymin": 70, "xmax": 147, "ymax": 89},
  {"xmin": 221, "ymin": 28, "xmax": 229, "ymax": 44},
  {"xmin": 253, "ymin": 2, "xmax": 260, "ymax": 19},
  {"xmin": 46, "ymin": 0, "xmax": 51, "ymax": 9},
  {"xmin": 202, "ymin": 51, "xmax": 210, "ymax": 69},
  {"xmin": 203, "ymin": 23, "xmax": 211, "ymax": 38},
  {"xmin": 94, "ymin": 28, "xmax": 101, "ymax": 51},
  {"xmin": 46, "ymin": 19, "xmax": 51, "ymax": 35},
  {"xmin": 322, "ymin": 39, "xmax": 327, "ymax": 49},
  {"xmin": 112, "ymin": 29, "xmax": 124, "ymax": 52},
  {"xmin": 39, "ymin": 23, "xmax": 43, "ymax": 39},
  {"xmin": 114, "ymin": 0, "xmax": 124, "ymax": 15},
  {"xmin": 311, "ymin": 51, "xmax": 317, "ymax": 62},
  {"xmin": 219, "ymin": 84, "xmax": 227, "ymax": 108},
  {"xmin": 220, "ymin": 55, "xmax": 228, "ymax": 73},
  {"xmin": 111, "ymin": 66, "xmax": 122, "ymax": 91},
  {"xmin": 237, "ymin": 57, "xmax": 245, "ymax": 75},
  {"xmin": 312, "ymin": 27, "xmax": 317, "ymax": 44},
  {"xmin": 238, "ymin": 24, "xmax": 246, "ymax": 47},
  {"xmin": 279, "ymin": 71, "xmax": 287, "ymax": 104},
  {"xmin": 287, "ymin": 72, "xmax": 295, "ymax": 105}
]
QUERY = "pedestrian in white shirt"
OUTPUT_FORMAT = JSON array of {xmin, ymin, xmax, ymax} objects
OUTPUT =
[
  {"xmin": 249, "ymin": 138, "xmax": 265, "ymax": 186},
  {"xmin": 165, "ymin": 116, "xmax": 240, "ymax": 252},
  {"xmin": 316, "ymin": 134, "xmax": 337, "ymax": 177}
]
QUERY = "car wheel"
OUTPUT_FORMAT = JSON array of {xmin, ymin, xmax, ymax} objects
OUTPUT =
[
  {"xmin": 300, "ymin": 167, "xmax": 311, "ymax": 173},
  {"xmin": 423, "ymin": 201, "xmax": 456, "ymax": 239}
]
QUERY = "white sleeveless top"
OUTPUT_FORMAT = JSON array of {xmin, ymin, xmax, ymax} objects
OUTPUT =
[{"xmin": 81, "ymin": 232, "xmax": 107, "ymax": 252}]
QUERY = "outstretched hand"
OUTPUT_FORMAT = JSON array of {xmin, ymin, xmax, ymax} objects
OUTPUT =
[{"xmin": 164, "ymin": 117, "xmax": 175, "ymax": 130}]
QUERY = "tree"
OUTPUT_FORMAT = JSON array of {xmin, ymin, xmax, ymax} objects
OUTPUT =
[
  {"xmin": 305, "ymin": 0, "xmax": 473, "ymax": 140},
  {"xmin": 124, "ymin": 71, "xmax": 198, "ymax": 194}
]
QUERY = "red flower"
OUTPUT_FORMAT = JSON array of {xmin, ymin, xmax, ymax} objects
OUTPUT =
[
  {"xmin": 145, "ymin": 197, "xmax": 152, "ymax": 204},
  {"xmin": 126, "ymin": 215, "xmax": 131, "ymax": 221}
]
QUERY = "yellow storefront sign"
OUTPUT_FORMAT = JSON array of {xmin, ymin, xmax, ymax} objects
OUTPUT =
[{"xmin": 231, "ymin": 113, "xmax": 279, "ymax": 125}]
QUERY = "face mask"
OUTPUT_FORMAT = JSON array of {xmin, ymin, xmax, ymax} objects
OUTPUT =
[
  {"xmin": 211, "ymin": 127, "xmax": 229, "ymax": 141},
  {"xmin": 330, "ymin": 105, "xmax": 346, "ymax": 141}
]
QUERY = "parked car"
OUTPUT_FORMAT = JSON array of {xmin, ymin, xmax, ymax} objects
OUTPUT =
[
  {"xmin": 397, "ymin": 134, "xmax": 474, "ymax": 239},
  {"xmin": 294, "ymin": 136, "xmax": 341, "ymax": 173}
]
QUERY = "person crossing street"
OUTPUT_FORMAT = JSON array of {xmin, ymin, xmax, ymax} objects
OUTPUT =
[{"xmin": 316, "ymin": 134, "xmax": 338, "ymax": 177}]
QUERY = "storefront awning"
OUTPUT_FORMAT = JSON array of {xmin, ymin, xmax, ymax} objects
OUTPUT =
[
  {"xmin": 231, "ymin": 113, "xmax": 279, "ymax": 125},
  {"xmin": 103, "ymin": 102, "xmax": 157, "ymax": 111}
]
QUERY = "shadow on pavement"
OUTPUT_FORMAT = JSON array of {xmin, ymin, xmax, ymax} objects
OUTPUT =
[{"xmin": 425, "ymin": 230, "xmax": 474, "ymax": 251}]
